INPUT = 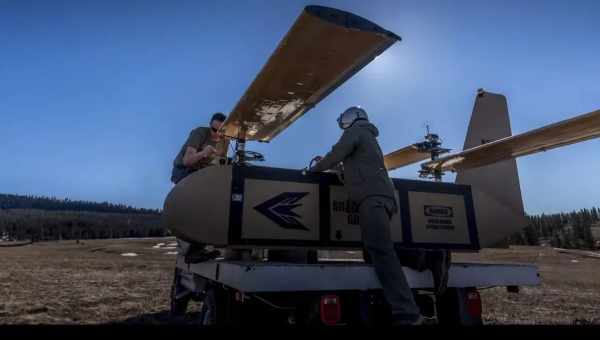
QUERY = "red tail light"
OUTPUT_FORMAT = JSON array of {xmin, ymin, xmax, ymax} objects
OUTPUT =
[
  {"xmin": 466, "ymin": 290, "xmax": 482, "ymax": 318},
  {"xmin": 320, "ymin": 295, "xmax": 341, "ymax": 326}
]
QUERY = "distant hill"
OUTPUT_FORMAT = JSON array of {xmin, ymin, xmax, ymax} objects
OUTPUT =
[{"xmin": 0, "ymin": 193, "xmax": 159, "ymax": 215}]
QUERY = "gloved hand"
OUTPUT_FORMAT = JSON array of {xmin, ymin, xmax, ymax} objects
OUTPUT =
[{"xmin": 306, "ymin": 155, "xmax": 323, "ymax": 173}]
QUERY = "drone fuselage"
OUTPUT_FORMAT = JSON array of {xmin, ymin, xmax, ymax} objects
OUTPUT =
[{"xmin": 162, "ymin": 164, "xmax": 480, "ymax": 251}]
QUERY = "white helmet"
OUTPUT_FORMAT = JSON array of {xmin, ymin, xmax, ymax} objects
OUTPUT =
[{"xmin": 337, "ymin": 106, "xmax": 369, "ymax": 129}]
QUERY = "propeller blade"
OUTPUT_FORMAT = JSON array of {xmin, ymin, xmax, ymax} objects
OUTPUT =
[
  {"xmin": 383, "ymin": 145, "xmax": 431, "ymax": 171},
  {"xmin": 219, "ymin": 5, "xmax": 400, "ymax": 142},
  {"xmin": 423, "ymin": 108, "xmax": 600, "ymax": 172}
]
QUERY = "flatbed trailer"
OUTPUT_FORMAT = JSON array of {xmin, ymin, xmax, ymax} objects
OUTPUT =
[{"xmin": 170, "ymin": 255, "xmax": 540, "ymax": 326}]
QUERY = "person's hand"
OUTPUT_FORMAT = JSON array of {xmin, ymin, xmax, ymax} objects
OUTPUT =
[
  {"xmin": 201, "ymin": 145, "xmax": 217, "ymax": 158},
  {"xmin": 309, "ymin": 155, "xmax": 323, "ymax": 170}
]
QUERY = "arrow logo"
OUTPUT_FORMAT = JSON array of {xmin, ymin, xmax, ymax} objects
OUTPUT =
[{"xmin": 254, "ymin": 192, "xmax": 310, "ymax": 231}]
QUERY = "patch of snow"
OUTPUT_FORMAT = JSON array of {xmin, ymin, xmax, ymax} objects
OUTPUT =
[
  {"xmin": 121, "ymin": 253, "xmax": 139, "ymax": 257},
  {"xmin": 165, "ymin": 252, "xmax": 178, "ymax": 255},
  {"xmin": 571, "ymin": 259, "xmax": 579, "ymax": 263},
  {"xmin": 153, "ymin": 242, "xmax": 176, "ymax": 250}
]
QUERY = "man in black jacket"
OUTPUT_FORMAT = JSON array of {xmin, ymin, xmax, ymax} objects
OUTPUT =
[{"xmin": 308, "ymin": 106, "xmax": 425, "ymax": 325}]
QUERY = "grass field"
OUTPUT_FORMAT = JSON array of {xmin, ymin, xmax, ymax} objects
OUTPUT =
[{"xmin": 1, "ymin": 237, "xmax": 599, "ymax": 325}]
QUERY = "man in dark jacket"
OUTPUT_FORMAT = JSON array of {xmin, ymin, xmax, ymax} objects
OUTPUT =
[{"xmin": 308, "ymin": 106, "xmax": 425, "ymax": 325}]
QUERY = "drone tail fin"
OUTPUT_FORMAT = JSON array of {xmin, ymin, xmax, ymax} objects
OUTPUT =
[{"xmin": 455, "ymin": 89, "xmax": 527, "ymax": 248}]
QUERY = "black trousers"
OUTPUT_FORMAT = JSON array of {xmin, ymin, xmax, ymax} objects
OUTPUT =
[{"xmin": 359, "ymin": 196, "xmax": 421, "ymax": 322}]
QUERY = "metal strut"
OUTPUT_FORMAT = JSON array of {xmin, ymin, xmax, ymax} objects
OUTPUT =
[
  {"xmin": 232, "ymin": 128, "xmax": 265, "ymax": 165},
  {"xmin": 234, "ymin": 138, "xmax": 247, "ymax": 164}
]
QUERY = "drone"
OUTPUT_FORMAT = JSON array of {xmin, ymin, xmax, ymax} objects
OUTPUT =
[{"xmin": 163, "ymin": 6, "xmax": 600, "ymax": 252}]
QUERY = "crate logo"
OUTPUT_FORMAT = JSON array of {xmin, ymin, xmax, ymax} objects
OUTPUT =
[
  {"xmin": 254, "ymin": 192, "xmax": 309, "ymax": 231},
  {"xmin": 424, "ymin": 205, "xmax": 455, "ymax": 230},
  {"xmin": 424, "ymin": 205, "xmax": 453, "ymax": 218}
]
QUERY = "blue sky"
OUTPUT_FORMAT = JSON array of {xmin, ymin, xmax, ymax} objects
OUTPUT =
[{"xmin": 1, "ymin": 0, "xmax": 599, "ymax": 214}]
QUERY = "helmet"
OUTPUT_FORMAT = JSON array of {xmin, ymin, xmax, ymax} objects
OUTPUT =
[{"xmin": 337, "ymin": 106, "xmax": 369, "ymax": 129}]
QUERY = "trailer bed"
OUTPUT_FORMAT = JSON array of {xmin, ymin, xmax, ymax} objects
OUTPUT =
[{"xmin": 175, "ymin": 256, "xmax": 540, "ymax": 293}]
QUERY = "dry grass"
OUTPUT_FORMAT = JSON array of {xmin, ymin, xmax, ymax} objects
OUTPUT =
[
  {"xmin": 0, "ymin": 238, "xmax": 178, "ymax": 324},
  {"xmin": 0, "ymin": 238, "xmax": 599, "ymax": 324},
  {"xmin": 454, "ymin": 246, "xmax": 600, "ymax": 324}
]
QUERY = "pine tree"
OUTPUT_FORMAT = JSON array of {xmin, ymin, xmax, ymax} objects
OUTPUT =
[
  {"xmin": 523, "ymin": 225, "xmax": 539, "ymax": 245},
  {"xmin": 551, "ymin": 232, "xmax": 562, "ymax": 248},
  {"xmin": 582, "ymin": 221, "xmax": 595, "ymax": 250}
]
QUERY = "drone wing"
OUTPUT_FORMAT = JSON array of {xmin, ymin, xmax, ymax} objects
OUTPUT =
[
  {"xmin": 383, "ymin": 145, "xmax": 431, "ymax": 171},
  {"xmin": 219, "ymin": 5, "xmax": 400, "ymax": 142},
  {"xmin": 422, "ymin": 108, "xmax": 600, "ymax": 172}
]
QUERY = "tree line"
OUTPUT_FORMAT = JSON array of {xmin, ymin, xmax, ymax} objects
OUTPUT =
[
  {"xmin": 0, "ymin": 193, "xmax": 164, "ymax": 242},
  {"xmin": 0, "ymin": 210, "xmax": 166, "ymax": 242},
  {"xmin": 508, "ymin": 207, "xmax": 599, "ymax": 250},
  {"xmin": 0, "ymin": 193, "xmax": 160, "ymax": 215}
]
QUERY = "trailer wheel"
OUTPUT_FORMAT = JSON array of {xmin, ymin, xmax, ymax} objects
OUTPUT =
[{"xmin": 170, "ymin": 268, "xmax": 191, "ymax": 317}]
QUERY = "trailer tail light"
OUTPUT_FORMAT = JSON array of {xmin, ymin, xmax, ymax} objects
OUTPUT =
[
  {"xmin": 320, "ymin": 295, "xmax": 341, "ymax": 326},
  {"xmin": 466, "ymin": 290, "xmax": 482, "ymax": 318}
]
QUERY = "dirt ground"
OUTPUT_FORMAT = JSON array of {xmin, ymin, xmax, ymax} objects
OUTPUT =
[{"xmin": 1, "ymin": 237, "xmax": 599, "ymax": 325}]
